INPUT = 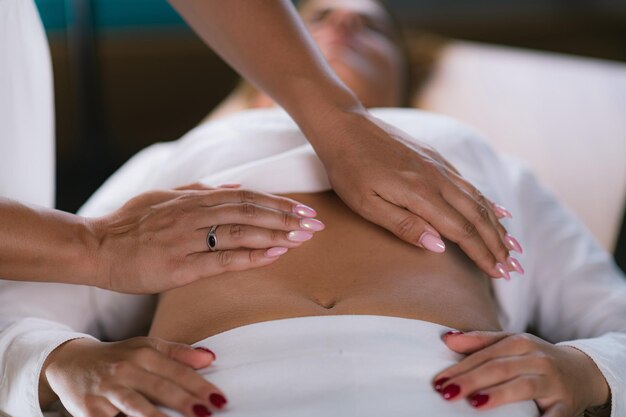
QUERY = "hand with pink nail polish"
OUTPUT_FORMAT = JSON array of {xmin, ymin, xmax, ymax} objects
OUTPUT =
[
  {"xmin": 433, "ymin": 331, "xmax": 610, "ymax": 415},
  {"xmin": 93, "ymin": 186, "xmax": 323, "ymax": 294},
  {"xmin": 316, "ymin": 112, "xmax": 517, "ymax": 280}
]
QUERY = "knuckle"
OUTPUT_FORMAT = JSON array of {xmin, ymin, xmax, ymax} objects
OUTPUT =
[
  {"xmin": 240, "ymin": 203, "xmax": 257, "ymax": 218},
  {"xmin": 132, "ymin": 345, "xmax": 157, "ymax": 362},
  {"xmin": 475, "ymin": 203, "xmax": 490, "ymax": 223},
  {"xmin": 509, "ymin": 333, "xmax": 534, "ymax": 349},
  {"xmin": 396, "ymin": 216, "xmax": 419, "ymax": 241},
  {"xmin": 270, "ymin": 228, "xmax": 282, "ymax": 242},
  {"xmin": 109, "ymin": 360, "xmax": 133, "ymax": 376},
  {"xmin": 229, "ymin": 224, "xmax": 244, "ymax": 239},
  {"xmin": 217, "ymin": 250, "xmax": 234, "ymax": 267},
  {"xmin": 240, "ymin": 189, "xmax": 256, "ymax": 203},
  {"xmin": 461, "ymin": 221, "xmax": 478, "ymax": 239},
  {"xmin": 281, "ymin": 211, "xmax": 292, "ymax": 228}
]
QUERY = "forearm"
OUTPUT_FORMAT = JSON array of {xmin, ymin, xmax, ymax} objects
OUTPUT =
[
  {"xmin": 0, "ymin": 198, "xmax": 99, "ymax": 286},
  {"xmin": 168, "ymin": 0, "xmax": 365, "ymax": 147}
]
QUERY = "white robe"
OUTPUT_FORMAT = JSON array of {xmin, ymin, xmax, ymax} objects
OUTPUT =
[
  {"xmin": 0, "ymin": 0, "xmax": 55, "ymax": 208},
  {"xmin": 1, "ymin": 107, "xmax": 624, "ymax": 416}
]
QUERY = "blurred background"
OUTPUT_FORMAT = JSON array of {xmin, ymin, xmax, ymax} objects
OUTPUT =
[{"xmin": 37, "ymin": 0, "xmax": 626, "ymax": 212}]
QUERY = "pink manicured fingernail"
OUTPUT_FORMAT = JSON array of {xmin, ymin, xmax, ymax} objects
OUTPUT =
[
  {"xmin": 194, "ymin": 347, "xmax": 216, "ymax": 360},
  {"xmin": 442, "ymin": 384, "xmax": 461, "ymax": 400},
  {"xmin": 469, "ymin": 392, "xmax": 490, "ymax": 408},
  {"xmin": 293, "ymin": 204, "xmax": 317, "ymax": 218},
  {"xmin": 434, "ymin": 377, "xmax": 449, "ymax": 392},
  {"xmin": 504, "ymin": 234, "xmax": 523, "ymax": 254},
  {"xmin": 265, "ymin": 246, "xmax": 288, "ymax": 257},
  {"xmin": 495, "ymin": 263, "xmax": 511, "ymax": 280},
  {"xmin": 507, "ymin": 256, "xmax": 525, "ymax": 275},
  {"xmin": 209, "ymin": 393, "xmax": 228, "ymax": 409},
  {"xmin": 418, "ymin": 232, "xmax": 446, "ymax": 253},
  {"xmin": 287, "ymin": 231, "xmax": 314, "ymax": 242},
  {"xmin": 192, "ymin": 404, "xmax": 212, "ymax": 417},
  {"xmin": 493, "ymin": 203, "xmax": 513, "ymax": 219},
  {"xmin": 300, "ymin": 218, "xmax": 325, "ymax": 231}
]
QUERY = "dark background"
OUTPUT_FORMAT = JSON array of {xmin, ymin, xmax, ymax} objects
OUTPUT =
[{"xmin": 36, "ymin": 1, "xmax": 626, "ymax": 269}]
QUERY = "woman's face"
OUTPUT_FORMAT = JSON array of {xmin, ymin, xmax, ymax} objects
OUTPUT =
[{"xmin": 299, "ymin": 0, "xmax": 405, "ymax": 107}]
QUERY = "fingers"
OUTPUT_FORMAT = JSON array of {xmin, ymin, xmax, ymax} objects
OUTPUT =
[
  {"xmin": 182, "ymin": 248, "xmax": 285, "ymax": 282},
  {"xmin": 442, "ymin": 330, "xmax": 511, "ymax": 354},
  {"xmin": 190, "ymin": 223, "xmax": 316, "ymax": 253},
  {"xmin": 196, "ymin": 189, "xmax": 317, "ymax": 219},
  {"xmin": 150, "ymin": 338, "xmax": 216, "ymax": 370},
  {"xmin": 122, "ymin": 366, "xmax": 220, "ymax": 417},
  {"xmin": 113, "ymin": 338, "xmax": 226, "ymax": 416},
  {"xmin": 435, "ymin": 333, "xmax": 539, "ymax": 385},
  {"xmin": 362, "ymin": 193, "xmax": 446, "ymax": 253},
  {"xmin": 105, "ymin": 385, "xmax": 169, "ymax": 417},
  {"xmin": 435, "ymin": 355, "xmax": 548, "ymax": 403},
  {"xmin": 187, "ymin": 202, "xmax": 323, "ymax": 234},
  {"xmin": 463, "ymin": 375, "xmax": 549, "ymax": 411}
]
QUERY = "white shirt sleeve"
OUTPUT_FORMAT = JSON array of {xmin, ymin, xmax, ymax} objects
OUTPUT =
[
  {"xmin": 507, "ymin": 157, "xmax": 626, "ymax": 416},
  {"xmin": 0, "ymin": 281, "xmax": 154, "ymax": 417},
  {"xmin": 0, "ymin": 282, "xmax": 98, "ymax": 417}
]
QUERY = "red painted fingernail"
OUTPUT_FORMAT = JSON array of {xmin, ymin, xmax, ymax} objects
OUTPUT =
[
  {"xmin": 194, "ymin": 347, "xmax": 216, "ymax": 360},
  {"xmin": 192, "ymin": 404, "xmax": 212, "ymax": 417},
  {"xmin": 209, "ymin": 393, "xmax": 228, "ymax": 408},
  {"xmin": 441, "ymin": 384, "xmax": 461, "ymax": 400},
  {"xmin": 443, "ymin": 330, "xmax": 463, "ymax": 339},
  {"xmin": 469, "ymin": 392, "xmax": 490, "ymax": 407},
  {"xmin": 434, "ymin": 377, "xmax": 449, "ymax": 392}
]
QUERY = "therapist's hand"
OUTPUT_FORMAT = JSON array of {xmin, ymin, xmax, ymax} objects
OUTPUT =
[
  {"xmin": 40, "ymin": 337, "xmax": 226, "ymax": 417},
  {"xmin": 91, "ymin": 185, "xmax": 323, "ymax": 294},
  {"xmin": 432, "ymin": 331, "xmax": 611, "ymax": 416},
  {"xmin": 308, "ymin": 109, "xmax": 520, "ymax": 279}
]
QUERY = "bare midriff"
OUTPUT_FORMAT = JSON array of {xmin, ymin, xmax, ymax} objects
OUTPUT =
[{"xmin": 149, "ymin": 192, "xmax": 502, "ymax": 344}]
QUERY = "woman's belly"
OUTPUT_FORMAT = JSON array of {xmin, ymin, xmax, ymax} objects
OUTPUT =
[{"xmin": 150, "ymin": 192, "xmax": 501, "ymax": 343}]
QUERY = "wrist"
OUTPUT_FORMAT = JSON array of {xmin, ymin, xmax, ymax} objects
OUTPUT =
[
  {"xmin": 78, "ymin": 216, "xmax": 107, "ymax": 288},
  {"xmin": 38, "ymin": 339, "xmax": 85, "ymax": 409},
  {"xmin": 561, "ymin": 346, "xmax": 611, "ymax": 409},
  {"xmin": 283, "ymin": 75, "xmax": 365, "ymax": 139}
]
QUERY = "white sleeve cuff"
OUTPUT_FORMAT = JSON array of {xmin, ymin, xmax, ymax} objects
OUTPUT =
[
  {"xmin": 0, "ymin": 318, "xmax": 97, "ymax": 417},
  {"xmin": 557, "ymin": 333, "xmax": 626, "ymax": 417}
]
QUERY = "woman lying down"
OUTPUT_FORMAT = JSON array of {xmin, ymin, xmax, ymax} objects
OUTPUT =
[{"xmin": 1, "ymin": 0, "xmax": 625, "ymax": 416}]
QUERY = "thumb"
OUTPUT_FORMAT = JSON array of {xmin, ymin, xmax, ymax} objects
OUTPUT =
[
  {"xmin": 152, "ymin": 338, "xmax": 216, "ymax": 370},
  {"xmin": 442, "ymin": 330, "xmax": 510, "ymax": 354}
]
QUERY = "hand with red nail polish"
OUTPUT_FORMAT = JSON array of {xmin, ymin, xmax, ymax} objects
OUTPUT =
[
  {"xmin": 432, "ymin": 331, "xmax": 610, "ymax": 415},
  {"xmin": 41, "ymin": 337, "xmax": 227, "ymax": 417}
]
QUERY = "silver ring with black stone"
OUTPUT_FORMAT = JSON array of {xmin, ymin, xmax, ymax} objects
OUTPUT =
[{"xmin": 207, "ymin": 225, "xmax": 219, "ymax": 252}]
